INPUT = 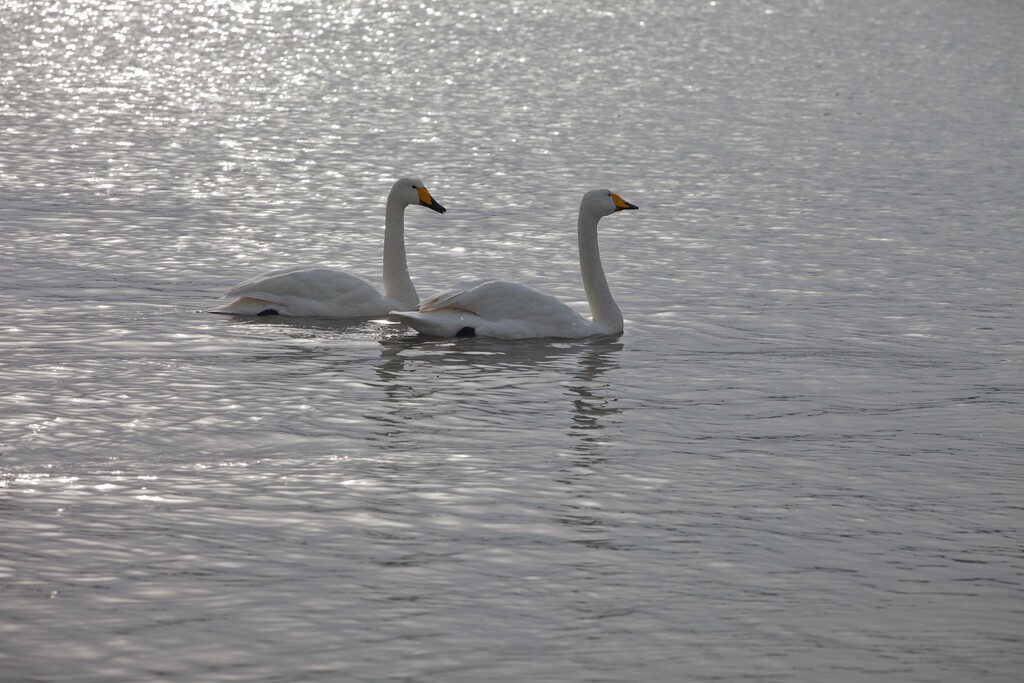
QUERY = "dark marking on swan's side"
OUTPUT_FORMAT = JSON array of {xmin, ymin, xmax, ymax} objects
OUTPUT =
[
  {"xmin": 257, "ymin": 308, "xmax": 280, "ymax": 316},
  {"xmin": 456, "ymin": 326, "xmax": 476, "ymax": 337}
]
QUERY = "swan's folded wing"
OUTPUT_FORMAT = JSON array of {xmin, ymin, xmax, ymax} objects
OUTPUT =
[
  {"xmin": 222, "ymin": 266, "xmax": 379, "ymax": 302},
  {"xmin": 221, "ymin": 265, "xmax": 317, "ymax": 297},
  {"xmin": 416, "ymin": 279, "xmax": 491, "ymax": 310},
  {"xmin": 419, "ymin": 280, "xmax": 585, "ymax": 324},
  {"xmin": 392, "ymin": 280, "xmax": 595, "ymax": 339}
]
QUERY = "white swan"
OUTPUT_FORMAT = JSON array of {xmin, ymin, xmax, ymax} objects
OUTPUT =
[
  {"xmin": 390, "ymin": 189, "xmax": 638, "ymax": 339},
  {"xmin": 210, "ymin": 177, "xmax": 446, "ymax": 317}
]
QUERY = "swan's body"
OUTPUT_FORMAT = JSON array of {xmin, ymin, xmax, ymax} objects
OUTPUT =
[
  {"xmin": 210, "ymin": 178, "xmax": 445, "ymax": 317},
  {"xmin": 390, "ymin": 189, "xmax": 637, "ymax": 339}
]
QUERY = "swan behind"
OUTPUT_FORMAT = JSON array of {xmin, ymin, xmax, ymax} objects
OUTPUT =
[
  {"xmin": 390, "ymin": 189, "xmax": 637, "ymax": 339},
  {"xmin": 210, "ymin": 177, "xmax": 445, "ymax": 317}
]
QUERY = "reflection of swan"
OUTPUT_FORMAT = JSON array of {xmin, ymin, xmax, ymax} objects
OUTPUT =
[
  {"xmin": 567, "ymin": 340, "xmax": 623, "ymax": 439},
  {"xmin": 377, "ymin": 335, "xmax": 597, "ymax": 371},
  {"xmin": 389, "ymin": 189, "xmax": 638, "ymax": 339},
  {"xmin": 371, "ymin": 337, "xmax": 624, "ymax": 456},
  {"xmin": 210, "ymin": 178, "xmax": 446, "ymax": 317}
]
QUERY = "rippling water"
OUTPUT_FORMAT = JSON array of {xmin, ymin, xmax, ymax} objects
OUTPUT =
[{"xmin": 2, "ymin": 0, "xmax": 1022, "ymax": 681}]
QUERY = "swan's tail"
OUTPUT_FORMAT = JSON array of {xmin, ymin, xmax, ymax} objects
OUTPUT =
[
  {"xmin": 208, "ymin": 296, "xmax": 284, "ymax": 315},
  {"xmin": 388, "ymin": 310, "xmax": 478, "ymax": 337}
]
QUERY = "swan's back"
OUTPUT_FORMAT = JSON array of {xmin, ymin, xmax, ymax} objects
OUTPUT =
[
  {"xmin": 419, "ymin": 280, "xmax": 578, "ymax": 321},
  {"xmin": 212, "ymin": 266, "xmax": 394, "ymax": 317},
  {"xmin": 394, "ymin": 279, "xmax": 596, "ymax": 339}
]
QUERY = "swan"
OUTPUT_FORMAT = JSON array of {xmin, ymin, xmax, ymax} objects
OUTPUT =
[
  {"xmin": 389, "ymin": 189, "xmax": 638, "ymax": 339},
  {"xmin": 209, "ymin": 177, "xmax": 446, "ymax": 317}
]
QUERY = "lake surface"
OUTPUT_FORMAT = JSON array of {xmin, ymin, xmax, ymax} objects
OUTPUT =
[{"xmin": 2, "ymin": 0, "xmax": 1022, "ymax": 681}]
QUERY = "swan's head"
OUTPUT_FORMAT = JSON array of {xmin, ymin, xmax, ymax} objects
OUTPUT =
[
  {"xmin": 581, "ymin": 189, "xmax": 639, "ymax": 218},
  {"xmin": 392, "ymin": 177, "xmax": 446, "ymax": 213}
]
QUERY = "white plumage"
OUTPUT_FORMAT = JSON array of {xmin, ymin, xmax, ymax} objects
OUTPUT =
[
  {"xmin": 210, "ymin": 177, "xmax": 445, "ymax": 317},
  {"xmin": 390, "ymin": 189, "xmax": 638, "ymax": 339}
]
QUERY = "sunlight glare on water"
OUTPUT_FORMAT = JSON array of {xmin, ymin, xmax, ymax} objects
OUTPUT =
[{"xmin": 1, "ymin": 0, "xmax": 1022, "ymax": 681}]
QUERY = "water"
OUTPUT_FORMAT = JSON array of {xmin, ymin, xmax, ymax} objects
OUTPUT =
[{"xmin": 2, "ymin": 0, "xmax": 1022, "ymax": 680}]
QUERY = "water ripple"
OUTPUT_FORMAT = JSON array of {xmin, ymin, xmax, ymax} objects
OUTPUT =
[{"xmin": 2, "ymin": 0, "xmax": 1022, "ymax": 681}]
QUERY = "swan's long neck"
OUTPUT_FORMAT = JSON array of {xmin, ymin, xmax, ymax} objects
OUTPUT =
[
  {"xmin": 382, "ymin": 196, "xmax": 419, "ymax": 309},
  {"xmin": 578, "ymin": 210, "xmax": 623, "ymax": 333}
]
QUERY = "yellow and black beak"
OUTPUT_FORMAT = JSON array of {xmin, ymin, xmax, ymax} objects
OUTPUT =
[
  {"xmin": 417, "ymin": 186, "xmax": 446, "ymax": 213},
  {"xmin": 611, "ymin": 193, "xmax": 639, "ymax": 212}
]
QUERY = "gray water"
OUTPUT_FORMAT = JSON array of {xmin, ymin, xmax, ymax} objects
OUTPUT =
[{"xmin": 2, "ymin": 0, "xmax": 1022, "ymax": 681}]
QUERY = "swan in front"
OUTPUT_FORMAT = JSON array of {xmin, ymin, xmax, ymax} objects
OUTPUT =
[
  {"xmin": 209, "ymin": 177, "xmax": 446, "ymax": 317},
  {"xmin": 389, "ymin": 189, "xmax": 638, "ymax": 339}
]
